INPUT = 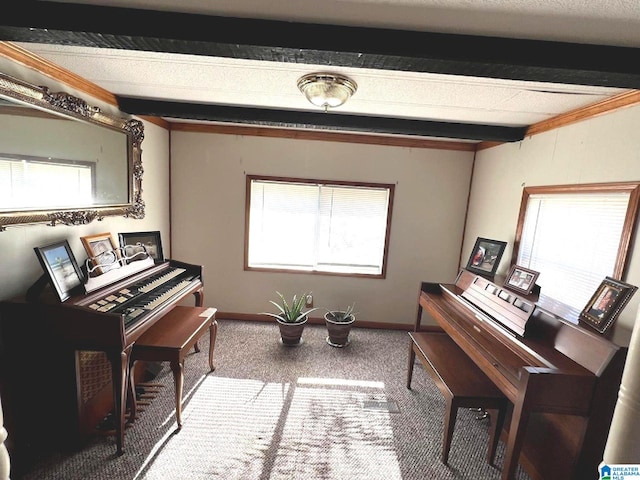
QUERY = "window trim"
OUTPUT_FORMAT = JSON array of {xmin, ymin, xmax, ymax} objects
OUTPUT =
[
  {"xmin": 512, "ymin": 182, "xmax": 640, "ymax": 281},
  {"xmin": 244, "ymin": 174, "xmax": 395, "ymax": 278}
]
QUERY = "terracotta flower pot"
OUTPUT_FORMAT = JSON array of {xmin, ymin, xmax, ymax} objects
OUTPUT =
[
  {"xmin": 276, "ymin": 316, "xmax": 308, "ymax": 346},
  {"xmin": 324, "ymin": 312, "xmax": 355, "ymax": 347}
]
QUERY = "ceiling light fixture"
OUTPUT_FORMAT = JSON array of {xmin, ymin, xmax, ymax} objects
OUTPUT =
[{"xmin": 297, "ymin": 73, "xmax": 357, "ymax": 112}]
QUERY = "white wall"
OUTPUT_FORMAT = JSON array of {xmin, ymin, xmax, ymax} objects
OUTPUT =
[
  {"xmin": 464, "ymin": 104, "xmax": 640, "ymax": 343},
  {"xmin": 171, "ymin": 132, "xmax": 474, "ymax": 326},
  {"xmin": 0, "ymin": 63, "xmax": 171, "ymax": 303}
]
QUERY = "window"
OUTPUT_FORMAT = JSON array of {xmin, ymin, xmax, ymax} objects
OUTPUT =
[
  {"xmin": 0, "ymin": 154, "xmax": 94, "ymax": 210},
  {"xmin": 513, "ymin": 182, "xmax": 640, "ymax": 320},
  {"xmin": 245, "ymin": 175, "xmax": 394, "ymax": 277}
]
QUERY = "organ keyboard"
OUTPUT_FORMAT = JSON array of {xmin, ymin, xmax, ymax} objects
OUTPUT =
[
  {"xmin": 84, "ymin": 266, "xmax": 198, "ymax": 326},
  {"xmin": 0, "ymin": 259, "xmax": 204, "ymax": 466}
]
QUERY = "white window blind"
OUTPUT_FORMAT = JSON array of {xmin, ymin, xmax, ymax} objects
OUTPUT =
[
  {"xmin": 247, "ymin": 178, "xmax": 392, "ymax": 276},
  {"xmin": 0, "ymin": 157, "xmax": 93, "ymax": 209},
  {"xmin": 517, "ymin": 192, "xmax": 630, "ymax": 318}
]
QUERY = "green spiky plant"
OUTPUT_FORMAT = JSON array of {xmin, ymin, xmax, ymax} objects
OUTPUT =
[
  {"xmin": 262, "ymin": 291, "xmax": 318, "ymax": 323},
  {"xmin": 325, "ymin": 303, "xmax": 357, "ymax": 322}
]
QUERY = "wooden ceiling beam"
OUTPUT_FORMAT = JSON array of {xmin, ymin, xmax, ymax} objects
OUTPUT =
[
  {"xmin": 2, "ymin": 2, "xmax": 640, "ymax": 88},
  {"xmin": 116, "ymin": 96, "xmax": 527, "ymax": 143}
]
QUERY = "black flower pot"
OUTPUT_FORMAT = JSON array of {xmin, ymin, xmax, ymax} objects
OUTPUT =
[
  {"xmin": 324, "ymin": 312, "xmax": 355, "ymax": 347},
  {"xmin": 276, "ymin": 316, "xmax": 308, "ymax": 346}
]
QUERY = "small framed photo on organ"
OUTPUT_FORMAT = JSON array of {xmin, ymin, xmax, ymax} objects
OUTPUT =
[
  {"xmin": 465, "ymin": 237, "xmax": 507, "ymax": 277},
  {"xmin": 118, "ymin": 231, "xmax": 164, "ymax": 262},
  {"xmin": 34, "ymin": 240, "xmax": 84, "ymax": 302},
  {"xmin": 505, "ymin": 265, "xmax": 539, "ymax": 295},
  {"xmin": 580, "ymin": 277, "xmax": 637, "ymax": 334},
  {"xmin": 80, "ymin": 232, "xmax": 121, "ymax": 274}
]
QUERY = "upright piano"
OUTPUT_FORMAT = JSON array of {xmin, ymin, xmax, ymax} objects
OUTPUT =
[
  {"xmin": 0, "ymin": 258, "xmax": 203, "ymax": 466},
  {"xmin": 415, "ymin": 269, "xmax": 627, "ymax": 480}
]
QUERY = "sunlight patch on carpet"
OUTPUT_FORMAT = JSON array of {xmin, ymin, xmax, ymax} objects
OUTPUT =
[
  {"xmin": 135, "ymin": 376, "xmax": 287, "ymax": 480},
  {"xmin": 135, "ymin": 376, "xmax": 402, "ymax": 480},
  {"xmin": 362, "ymin": 400, "xmax": 400, "ymax": 413},
  {"xmin": 298, "ymin": 377, "xmax": 385, "ymax": 389},
  {"xmin": 270, "ymin": 386, "xmax": 403, "ymax": 480}
]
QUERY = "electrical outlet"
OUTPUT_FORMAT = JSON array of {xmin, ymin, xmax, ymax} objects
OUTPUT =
[{"xmin": 305, "ymin": 294, "xmax": 313, "ymax": 308}]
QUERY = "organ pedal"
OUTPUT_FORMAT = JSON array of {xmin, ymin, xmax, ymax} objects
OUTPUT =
[{"xmin": 470, "ymin": 407, "xmax": 490, "ymax": 421}]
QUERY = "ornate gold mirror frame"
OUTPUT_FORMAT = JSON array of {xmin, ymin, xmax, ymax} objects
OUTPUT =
[{"xmin": 0, "ymin": 72, "xmax": 144, "ymax": 231}]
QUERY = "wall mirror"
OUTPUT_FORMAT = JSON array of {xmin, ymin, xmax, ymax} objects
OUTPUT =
[{"xmin": 0, "ymin": 72, "xmax": 144, "ymax": 231}]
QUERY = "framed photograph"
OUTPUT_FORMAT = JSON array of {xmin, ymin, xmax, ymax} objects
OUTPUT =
[
  {"xmin": 465, "ymin": 237, "xmax": 507, "ymax": 277},
  {"xmin": 118, "ymin": 231, "xmax": 164, "ymax": 261},
  {"xmin": 80, "ymin": 232, "xmax": 121, "ymax": 274},
  {"xmin": 34, "ymin": 240, "xmax": 84, "ymax": 302},
  {"xmin": 580, "ymin": 277, "xmax": 638, "ymax": 334},
  {"xmin": 505, "ymin": 265, "xmax": 539, "ymax": 295}
]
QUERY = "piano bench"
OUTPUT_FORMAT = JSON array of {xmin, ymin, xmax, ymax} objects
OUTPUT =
[
  {"xmin": 130, "ymin": 306, "xmax": 218, "ymax": 429},
  {"xmin": 407, "ymin": 331, "xmax": 507, "ymax": 466}
]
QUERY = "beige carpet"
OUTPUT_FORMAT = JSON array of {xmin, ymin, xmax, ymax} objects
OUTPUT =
[{"xmin": 15, "ymin": 319, "xmax": 530, "ymax": 480}]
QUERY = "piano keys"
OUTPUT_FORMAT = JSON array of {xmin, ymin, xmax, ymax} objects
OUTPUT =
[
  {"xmin": 415, "ymin": 269, "xmax": 626, "ymax": 480},
  {"xmin": 0, "ymin": 259, "xmax": 204, "ymax": 467},
  {"xmin": 81, "ymin": 265, "xmax": 200, "ymax": 327}
]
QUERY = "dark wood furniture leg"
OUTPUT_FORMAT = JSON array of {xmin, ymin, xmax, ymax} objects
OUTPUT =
[
  {"xmin": 107, "ymin": 347, "xmax": 131, "ymax": 455},
  {"xmin": 487, "ymin": 407, "xmax": 506, "ymax": 466},
  {"xmin": 170, "ymin": 360, "xmax": 185, "ymax": 427},
  {"xmin": 442, "ymin": 396, "xmax": 459, "ymax": 464},
  {"xmin": 208, "ymin": 318, "xmax": 217, "ymax": 372},
  {"xmin": 128, "ymin": 360, "xmax": 138, "ymax": 425},
  {"xmin": 502, "ymin": 394, "xmax": 531, "ymax": 480},
  {"xmin": 192, "ymin": 288, "xmax": 204, "ymax": 352},
  {"xmin": 406, "ymin": 340, "xmax": 416, "ymax": 389}
]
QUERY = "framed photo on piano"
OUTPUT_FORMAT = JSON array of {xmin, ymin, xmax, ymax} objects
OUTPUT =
[
  {"xmin": 34, "ymin": 240, "xmax": 84, "ymax": 302},
  {"xmin": 580, "ymin": 277, "xmax": 638, "ymax": 334},
  {"xmin": 465, "ymin": 237, "xmax": 507, "ymax": 277},
  {"xmin": 118, "ymin": 231, "xmax": 164, "ymax": 262},
  {"xmin": 80, "ymin": 232, "xmax": 122, "ymax": 275},
  {"xmin": 505, "ymin": 265, "xmax": 539, "ymax": 295}
]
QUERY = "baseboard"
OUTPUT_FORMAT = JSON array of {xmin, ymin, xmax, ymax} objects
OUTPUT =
[{"xmin": 217, "ymin": 311, "xmax": 418, "ymax": 331}]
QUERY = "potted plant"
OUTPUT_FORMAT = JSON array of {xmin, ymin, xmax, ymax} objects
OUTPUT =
[
  {"xmin": 324, "ymin": 303, "xmax": 356, "ymax": 347},
  {"xmin": 261, "ymin": 291, "xmax": 318, "ymax": 346}
]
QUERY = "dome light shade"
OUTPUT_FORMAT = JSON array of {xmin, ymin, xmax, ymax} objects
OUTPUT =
[{"xmin": 297, "ymin": 73, "xmax": 357, "ymax": 111}]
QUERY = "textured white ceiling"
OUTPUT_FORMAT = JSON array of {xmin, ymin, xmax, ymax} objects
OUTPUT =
[
  {"xmin": 20, "ymin": 44, "xmax": 626, "ymax": 127},
  {"xmin": 19, "ymin": 0, "xmax": 640, "ymax": 139}
]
